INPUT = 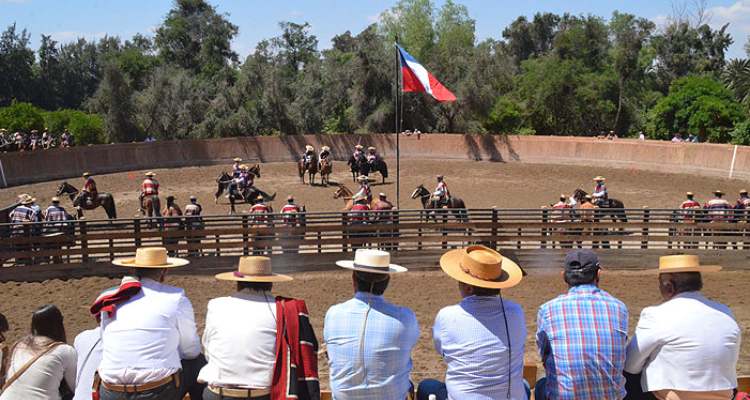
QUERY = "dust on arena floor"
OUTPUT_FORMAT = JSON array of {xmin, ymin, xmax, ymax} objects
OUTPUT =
[{"xmin": 1, "ymin": 159, "xmax": 749, "ymax": 382}]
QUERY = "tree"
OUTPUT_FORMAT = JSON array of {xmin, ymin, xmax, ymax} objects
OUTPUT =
[
  {"xmin": 380, "ymin": 0, "xmax": 435, "ymax": 62},
  {"xmin": 0, "ymin": 24, "xmax": 35, "ymax": 106},
  {"xmin": 87, "ymin": 63, "xmax": 138, "ymax": 142},
  {"xmin": 0, "ymin": 101, "xmax": 44, "ymax": 132},
  {"xmin": 648, "ymin": 75, "xmax": 743, "ymax": 142},
  {"xmin": 722, "ymin": 58, "xmax": 750, "ymax": 106},
  {"xmin": 155, "ymin": 0, "xmax": 238, "ymax": 76},
  {"xmin": 502, "ymin": 13, "xmax": 560, "ymax": 64},
  {"xmin": 610, "ymin": 12, "xmax": 654, "ymax": 134}
]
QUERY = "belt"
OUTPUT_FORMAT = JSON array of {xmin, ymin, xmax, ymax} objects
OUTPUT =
[
  {"xmin": 100, "ymin": 373, "xmax": 180, "ymax": 393},
  {"xmin": 208, "ymin": 385, "xmax": 271, "ymax": 398}
]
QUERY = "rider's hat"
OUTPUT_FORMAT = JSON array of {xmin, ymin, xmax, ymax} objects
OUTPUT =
[
  {"xmin": 686, "ymin": 192, "xmax": 694, "ymax": 197},
  {"xmin": 256, "ymin": 194, "xmax": 265, "ymax": 202},
  {"xmin": 240, "ymin": 164, "xmax": 249, "ymax": 170},
  {"xmin": 560, "ymin": 194, "xmax": 566, "ymax": 199},
  {"xmin": 305, "ymin": 145, "xmax": 314, "ymax": 151},
  {"xmin": 17, "ymin": 194, "xmax": 35, "ymax": 205},
  {"xmin": 357, "ymin": 175, "xmax": 368, "ymax": 182},
  {"xmin": 287, "ymin": 195, "xmax": 294, "ymax": 202},
  {"xmin": 379, "ymin": 192, "xmax": 387, "ymax": 198},
  {"xmin": 436, "ymin": 175, "xmax": 444, "ymax": 180},
  {"xmin": 51, "ymin": 197, "xmax": 60, "ymax": 204},
  {"xmin": 82, "ymin": 172, "xmax": 91, "ymax": 177},
  {"xmin": 741, "ymin": 189, "xmax": 748, "ymax": 195},
  {"xmin": 190, "ymin": 195, "xmax": 197, "ymax": 201},
  {"xmin": 367, "ymin": 146, "xmax": 376, "ymax": 151},
  {"xmin": 593, "ymin": 176, "xmax": 606, "ymax": 182},
  {"xmin": 233, "ymin": 157, "xmax": 242, "ymax": 162},
  {"xmin": 321, "ymin": 145, "xmax": 330, "ymax": 151},
  {"xmin": 354, "ymin": 144, "xmax": 363, "ymax": 149},
  {"xmin": 145, "ymin": 171, "xmax": 156, "ymax": 177},
  {"xmin": 714, "ymin": 190, "xmax": 724, "ymax": 196}
]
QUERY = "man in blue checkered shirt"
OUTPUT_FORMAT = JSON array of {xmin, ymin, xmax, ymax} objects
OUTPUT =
[{"xmin": 535, "ymin": 250, "xmax": 629, "ymax": 400}]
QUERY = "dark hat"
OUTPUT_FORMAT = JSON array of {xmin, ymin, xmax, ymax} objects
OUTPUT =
[{"xmin": 564, "ymin": 250, "xmax": 600, "ymax": 272}]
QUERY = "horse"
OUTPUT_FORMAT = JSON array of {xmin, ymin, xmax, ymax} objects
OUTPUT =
[
  {"xmin": 56, "ymin": 181, "xmax": 117, "ymax": 219},
  {"xmin": 299, "ymin": 155, "xmax": 319, "ymax": 185},
  {"xmin": 214, "ymin": 164, "xmax": 262, "ymax": 202},
  {"xmin": 347, "ymin": 155, "xmax": 367, "ymax": 183},
  {"xmin": 319, "ymin": 158, "xmax": 333, "ymax": 186},
  {"xmin": 0, "ymin": 202, "xmax": 18, "ymax": 265},
  {"xmin": 350, "ymin": 157, "xmax": 388, "ymax": 184},
  {"xmin": 410, "ymin": 184, "xmax": 468, "ymax": 222},
  {"xmin": 333, "ymin": 185, "xmax": 377, "ymax": 211},
  {"xmin": 572, "ymin": 189, "xmax": 627, "ymax": 222}
]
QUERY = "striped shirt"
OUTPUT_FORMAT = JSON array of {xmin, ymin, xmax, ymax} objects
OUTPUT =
[
  {"xmin": 324, "ymin": 292, "xmax": 419, "ymax": 400},
  {"xmin": 141, "ymin": 178, "xmax": 159, "ymax": 196},
  {"xmin": 281, "ymin": 204, "xmax": 300, "ymax": 225},
  {"xmin": 537, "ymin": 284, "xmax": 629, "ymax": 400},
  {"xmin": 184, "ymin": 204, "xmax": 201, "ymax": 216},
  {"xmin": 44, "ymin": 205, "xmax": 69, "ymax": 222},
  {"xmin": 705, "ymin": 199, "xmax": 731, "ymax": 221}
]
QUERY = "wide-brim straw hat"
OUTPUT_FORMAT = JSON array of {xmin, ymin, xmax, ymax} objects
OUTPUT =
[
  {"xmin": 233, "ymin": 157, "xmax": 243, "ymax": 162},
  {"xmin": 354, "ymin": 144, "xmax": 363, "ymax": 149},
  {"xmin": 145, "ymin": 171, "xmax": 156, "ymax": 177},
  {"xmin": 686, "ymin": 192, "xmax": 694, "ymax": 196},
  {"xmin": 51, "ymin": 197, "xmax": 60, "ymax": 203},
  {"xmin": 305, "ymin": 145, "xmax": 314, "ymax": 151},
  {"xmin": 713, "ymin": 190, "xmax": 724, "ymax": 195},
  {"xmin": 82, "ymin": 172, "xmax": 91, "ymax": 177},
  {"xmin": 440, "ymin": 245, "xmax": 523, "ymax": 289},
  {"xmin": 741, "ymin": 189, "xmax": 748, "ymax": 195},
  {"xmin": 657, "ymin": 254, "xmax": 721, "ymax": 274},
  {"xmin": 367, "ymin": 146, "xmax": 376, "ymax": 151},
  {"xmin": 594, "ymin": 176, "xmax": 606, "ymax": 181},
  {"xmin": 240, "ymin": 164, "xmax": 249, "ymax": 170},
  {"xmin": 321, "ymin": 145, "xmax": 330, "ymax": 151},
  {"xmin": 357, "ymin": 175, "xmax": 368, "ymax": 182},
  {"xmin": 336, "ymin": 249, "xmax": 407, "ymax": 274},
  {"xmin": 215, "ymin": 256, "xmax": 293, "ymax": 282},
  {"xmin": 112, "ymin": 247, "xmax": 189, "ymax": 268},
  {"xmin": 18, "ymin": 194, "xmax": 35, "ymax": 205}
]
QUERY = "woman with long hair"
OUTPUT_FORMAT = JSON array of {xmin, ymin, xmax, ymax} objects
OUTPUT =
[{"xmin": 0, "ymin": 304, "xmax": 76, "ymax": 400}]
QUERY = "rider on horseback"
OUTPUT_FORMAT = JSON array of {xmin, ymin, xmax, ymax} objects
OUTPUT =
[
  {"xmin": 354, "ymin": 176, "xmax": 372, "ymax": 202},
  {"xmin": 140, "ymin": 171, "xmax": 161, "ymax": 217},
  {"xmin": 81, "ymin": 172, "xmax": 98, "ymax": 208},
  {"xmin": 240, "ymin": 165, "xmax": 255, "ymax": 188},
  {"xmin": 434, "ymin": 175, "xmax": 451, "ymax": 207},
  {"xmin": 302, "ymin": 145, "xmax": 315, "ymax": 167},
  {"xmin": 366, "ymin": 146, "xmax": 379, "ymax": 164},
  {"xmin": 319, "ymin": 146, "xmax": 331, "ymax": 162},
  {"xmin": 353, "ymin": 144, "xmax": 365, "ymax": 162},
  {"xmin": 232, "ymin": 157, "xmax": 243, "ymax": 178},
  {"xmin": 592, "ymin": 176, "xmax": 608, "ymax": 207}
]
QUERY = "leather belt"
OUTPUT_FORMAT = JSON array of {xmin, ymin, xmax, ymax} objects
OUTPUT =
[
  {"xmin": 101, "ymin": 373, "xmax": 180, "ymax": 393},
  {"xmin": 208, "ymin": 385, "xmax": 271, "ymax": 398}
]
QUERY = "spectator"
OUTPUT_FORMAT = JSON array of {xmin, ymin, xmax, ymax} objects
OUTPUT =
[
  {"xmin": 93, "ymin": 247, "xmax": 201, "ymax": 400},
  {"xmin": 72, "ymin": 325, "xmax": 101, "ymax": 400},
  {"xmin": 0, "ymin": 312, "xmax": 8, "ymax": 387},
  {"xmin": 535, "ymin": 250, "xmax": 628, "ymax": 400},
  {"xmin": 625, "ymin": 255, "xmax": 740, "ymax": 400},
  {"xmin": 418, "ymin": 245, "xmax": 527, "ymax": 400},
  {"xmin": 0, "ymin": 304, "xmax": 77, "ymax": 400},
  {"xmin": 325, "ymin": 249, "xmax": 418, "ymax": 400},
  {"xmin": 183, "ymin": 196, "xmax": 203, "ymax": 257},
  {"xmin": 198, "ymin": 256, "xmax": 319, "ymax": 400},
  {"xmin": 638, "ymin": 131, "xmax": 645, "ymax": 141},
  {"xmin": 671, "ymin": 133, "xmax": 683, "ymax": 143},
  {"xmin": 61, "ymin": 130, "xmax": 71, "ymax": 148}
]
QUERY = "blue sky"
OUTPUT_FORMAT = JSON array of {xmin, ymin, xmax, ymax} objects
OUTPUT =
[{"xmin": 3, "ymin": 0, "xmax": 750, "ymax": 59}]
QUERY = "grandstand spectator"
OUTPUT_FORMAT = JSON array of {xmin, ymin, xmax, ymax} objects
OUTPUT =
[
  {"xmin": 638, "ymin": 131, "xmax": 645, "ymax": 141},
  {"xmin": 29, "ymin": 130, "xmax": 39, "ymax": 150},
  {"xmin": 1, "ymin": 304, "xmax": 77, "ymax": 400},
  {"xmin": 0, "ymin": 312, "xmax": 8, "ymax": 387},
  {"xmin": 325, "ymin": 249, "xmax": 418, "ymax": 400},
  {"xmin": 61, "ymin": 129, "xmax": 71, "ymax": 148},
  {"xmin": 94, "ymin": 247, "xmax": 200, "ymax": 400},
  {"xmin": 535, "ymin": 250, "xmax": 628, "ymax": 400},
  {"xmin": 199, "ymin": 256, "xmax": 319, "ymax": 400},
  {"xmin": 41, "ymin": 130, "xmax": 52, "ymax": 149},
  {"xmin": 73, "ymin": 326, "xmax": 102, "ymax": 400},
  {"xmin": 625, "ymin": 255, "xmax": 740, "ymax": 400},
  {"xmin": 418, "ymin": 246, "xmax": 527, "ymax": 400},
  {"xmin": 705, "ymin": 190, "xmax": 732, "ymax": 222},
  {"xmin": 671, "ymin": 133, "xmax": 683, "ymax": 143}
]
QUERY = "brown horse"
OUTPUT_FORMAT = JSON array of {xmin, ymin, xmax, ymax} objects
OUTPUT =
[
  {"xmin": 410, "ymin": 184, "xmax": 468, "ymax": 222},
  {"xmin": 319, "ymin": 158, "xmax": 333, "ymax": 186},
  {"xmin": 299, "ymin": 155, "xmax": 319, "ymax": 185},
  {"xmin": 333, "ymin": 185, "xmax": 376, "ymax": 211},
  {"xmin": 56, "ymin": 181, "xmax": 117, "ymax": 219},
  {"xmin": 140, "ymin": 194, "xmax": 161, "ymax": 218}
]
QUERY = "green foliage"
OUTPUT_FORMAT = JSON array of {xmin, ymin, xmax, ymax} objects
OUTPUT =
[
  {"xmin": 0, "ymin": 101, "xmax": 44, "ymax": 132},
  {"xmin": 730, "ymin": 120, "xmax": 750, "ymax": 145},
  {"xmin": 67, "ymin": 111, "xmax": 105, "ymax": 144},
  {"xmin": 647, "ymin": 75, "xmax": 744, "ymax": 142},
  {"xmin": 485, "ymin": 97, "xmax": 524, "ymax": 133}
]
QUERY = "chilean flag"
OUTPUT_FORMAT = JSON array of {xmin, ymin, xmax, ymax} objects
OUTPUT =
[{"xmin": 398, "ymin": 45, "xmax": 456, "ymax": 102}]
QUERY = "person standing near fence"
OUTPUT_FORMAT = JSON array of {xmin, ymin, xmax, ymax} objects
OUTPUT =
[
  {"xmin": 184, "ymin": 196, "xmax": 203, "ymax": 257},
  {"xmin": 162, "ymin": 196, "xmax": 183, "ymax": 257}
]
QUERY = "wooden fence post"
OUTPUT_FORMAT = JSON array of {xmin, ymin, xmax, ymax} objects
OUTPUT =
[
  {"xmin": 641, "ymin": 207, "xmax": 650, "ymax": 249},
  {"xmin": 441, "ymin": 212, "xmax": 448, "ymax": 250},
  {"xmin": 341, "ymin": 212, "xmax": 349, "ymax": 253},
  {"xmin": 134, "ymin": 219, "xmax": 142, "ymax": 248},
  {"xmin": 80, "ymin": 221, "xmax": 89, "ymax": 263},
  {"xmin": 242, "ymin": 215, "xmax": 249, "ymax": 256},
  {"xmin": 541, "ymin": 207, "xmax": 549, "ymax": 249},
  {"xmin": 491, "ymin": 207, "xmax": 498, "ymax": 250}
]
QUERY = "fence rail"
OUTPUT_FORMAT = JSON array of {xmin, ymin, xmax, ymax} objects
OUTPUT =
[{"xmin": 1, "ymin": 208, "xmax": 749, "ymax": 268}]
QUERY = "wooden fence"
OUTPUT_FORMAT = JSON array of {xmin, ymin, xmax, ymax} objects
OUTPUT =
[{"xmin": 2, "ymin": 208, "xmax": 749, "ymax": 270}]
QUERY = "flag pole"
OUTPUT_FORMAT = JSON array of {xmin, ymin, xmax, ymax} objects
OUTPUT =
[{"xmin": 395, "ymin": 38, "xmax": 401, "ymax": 210}]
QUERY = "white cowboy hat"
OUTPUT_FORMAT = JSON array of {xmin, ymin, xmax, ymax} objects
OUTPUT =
[
  {"xmin": 593, "ymin": 176, "xmax": 606, "ymax": 181},
  {"xmin": 145, "ymin": 171, "xmax": 156, "ymax": 177},
  {"xmin": 17, "ymin": 194, "xmax": 35, "ymax": 205},
  {"xmin": 713, "ymin": 190, "xmax": 724, "ymax": 195},
  {"xmin": 112, "ymin": 247, "xmax": 189, "ymax": 268},
  {"xmin": 354, "ymin": 144, "xmax": 363, "ymax": 149},
  {"xmin": 215, "ymin": 256, "xmax": 293, "ymax": 283},
  {"xmin": 305, "ymin": 145, "xmax": 314, "ymax": 151},
  {"xmin": 440, "ymin": 245, "xmax": 523, "ymax": 289},
  {"xmin": 233, "ymin": 157, "xmax": 243, "ymax": 162},
  {"xmin": 367, "ymin": 146, "xmax": 376, "ymax": 151},
  {"xmin": 336, "ymin": 249, "xmax": 407, "ymax": 274},
  {"xmin": 657, "ymin": 255, "xmax": 721, "ymax": 274},
  {"xmin": 51, "ymin": 197, "xmax": 60, "ymax": 203},
  {"xmin": 82, "ymin": 172, "xmax": 91, "ymax": 177},
  {"xmin": 686, "ymin": 192, "xmax": 694, "ymax": 196}
]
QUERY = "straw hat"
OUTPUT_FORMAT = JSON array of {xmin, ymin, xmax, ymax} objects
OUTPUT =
[
  {"xmin": 215, "ymin": 256, "xmax": 292, "ymax": 282},
  {"xmin": 18, "ymin": 193, "xmax": 35, "ymax": 205},
  {"xmin": 367, "ymin": 146, "xmax": 376, "ymax": 151},
  {"xmin": 321, "ymin": 145, "xmax": 330, "ymax": 151},
  {"xmin": 686, "ymin": 192, "xmax": 694, "ymax": 197},
  {"xmin": 657, "ymin": 255, "xmax": 721, "ymax": 274},
  {"xmin": 336, "ymin": 249, "xmax": 406, "ymax": 274},
  {"xmin": 305, "ymin": 145, "xmax": 314, "ymax": 151},
  {"xmin": 112, "ymin": 247, "xmax": 189, "ymax": 268},
  {"xmin": 741, "ymin": 189, "xmax": 748, "ymax": 195},
  {"xmin": 594, "ymin": 176, "xmax": 606, "ymax": 182},
  {"xmin": 82, "ymin": 172, "xmax": 91, "ymax": 178},
  {"xmin": 713, "ymin": 190, "xmax": 724, "ymax": 196},
  {"xmin": 355, "ymin": 144, "xmax": 363, "ymax": 149},
  {"xmin": 440, "ymin": 245, "xmax": 523, "ymax": 289},
  {"xmin": 145, "ymin": 171, "xmax": 156, "ymax": 177},
  {"xmin": 357, "ymin": 175, "xmax": 368, "ymax": 182},
  {"xmin": 51, "ymin": 197, "xmax": 60, "ymax": 203},
  {"xmin": 233, "ymin": 157, "xmax": 243, "ymax": 162},
  {"xmin": 240, "ymin": 164, "xmax": 249, "ymax": 170}
]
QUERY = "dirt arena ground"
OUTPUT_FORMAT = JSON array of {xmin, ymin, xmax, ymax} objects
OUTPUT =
[{"xmin": 1, "ymin": 159, "xmax": 749, "ymax": 383}]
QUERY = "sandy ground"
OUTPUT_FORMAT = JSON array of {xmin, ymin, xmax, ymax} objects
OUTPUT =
[
  {"xmin": 2, "ymin": 159, "xmax": 750, "ymax": 219},
  {"xmin": 0, "ymin": 268, "xmax": 748, "ymax": 387}
]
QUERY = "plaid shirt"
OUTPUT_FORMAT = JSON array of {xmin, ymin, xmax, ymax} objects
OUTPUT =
[
  {"xmin": 141, "ymin": 178, "xmax": 159, "ymax": 195},
  {"xmin": 324, "ymin": 292, "xmax": 419, "ymax": 400},
  {"xmin": 10, "ymin": 205, "xmax": 35, "ymax": 225},
  {"xmin": 536, "ymin": 284, "xmax": 629, "ymax": 400}
]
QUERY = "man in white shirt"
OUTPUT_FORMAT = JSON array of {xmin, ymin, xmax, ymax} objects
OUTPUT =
[
  {"xmin": 417, "ymin": 245, "xmax": 528, "ymax": 400},
  {"xmin": 199, "ymin": 256, "xmax": 297, "ymax": 400},
  {"xmin": 625, "ymin": 255, "xmax": 741, "ymax": 400},
  {"xmin": 73, "ymin": 327, "xmax": 102, "ymax": 400},
  {"xmin": 96, "ymin": 247, "xmax": 201, "ymax": 400}
]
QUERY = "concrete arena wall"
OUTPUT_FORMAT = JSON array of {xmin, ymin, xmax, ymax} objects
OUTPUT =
[{"xmin": 0, "ymin": 133, "xmax": 747, "ymax": 187}]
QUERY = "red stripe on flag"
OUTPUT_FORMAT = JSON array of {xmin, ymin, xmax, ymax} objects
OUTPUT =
[
  {"xmin": 401, "ymin": 66, "xmax": 425, "ymax": 93},
  {"xmin": 427, "ymin": 72, "xmax": 456, "ymax": 102}
]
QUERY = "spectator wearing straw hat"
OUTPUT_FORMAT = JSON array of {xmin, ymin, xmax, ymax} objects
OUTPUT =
[
  {"xmin": 417, "ymin": 245, "xmax": 528, "ymax": 400},
  {"xmin": 534, "ymin": 250, "xmax": 628, "ymax": 400},
  {"xmin": 324, "ymin": 249, "xmax": 418, "ymax": 400},
  {"xmin": 624, "ymin": 255, "xmax": 740, "ymax": 400},
  {"xmin": 704, "ymin": 190, "xmax": 731, "ymax": 222},
  {"xmin": 44, "ymin": 197, "xmax": 71, "ymax": 224},
  {"xmin": 92, "ymin": 247, "xmax": 201, "ymax": 400},
  {"xmin": 736, "ymin": 189, "xmax": 750, "ymax": 209},
  {"xmin": 198, "ymin": 256, "xmax": 319, "ymax": 400},
  {"xmin": 9, "ymin": 194, "xmax": 37, "ymax": 228}
]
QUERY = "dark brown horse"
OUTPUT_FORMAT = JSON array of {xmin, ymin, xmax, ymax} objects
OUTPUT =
[
  {"xmin": 573, "ymin": 188, "xmax": 627, "ymax": 222},
  {"xmin": 319, "ymin": 158, "xmax": 333, "ymax": 186},
  {"xmin": 299, "ymin": 155, "xmax": 319, "ymax": 185},
  {"xmin": 214, "ymin": 164, "xmax": 262, "ymax": 202},
  {"xmin": 56, "ymin": 181, "xmax": 117, "ymax": 219},
  {"xmin": 410, "ymin": 184, "xmax": 468, "ymax": 222}
]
